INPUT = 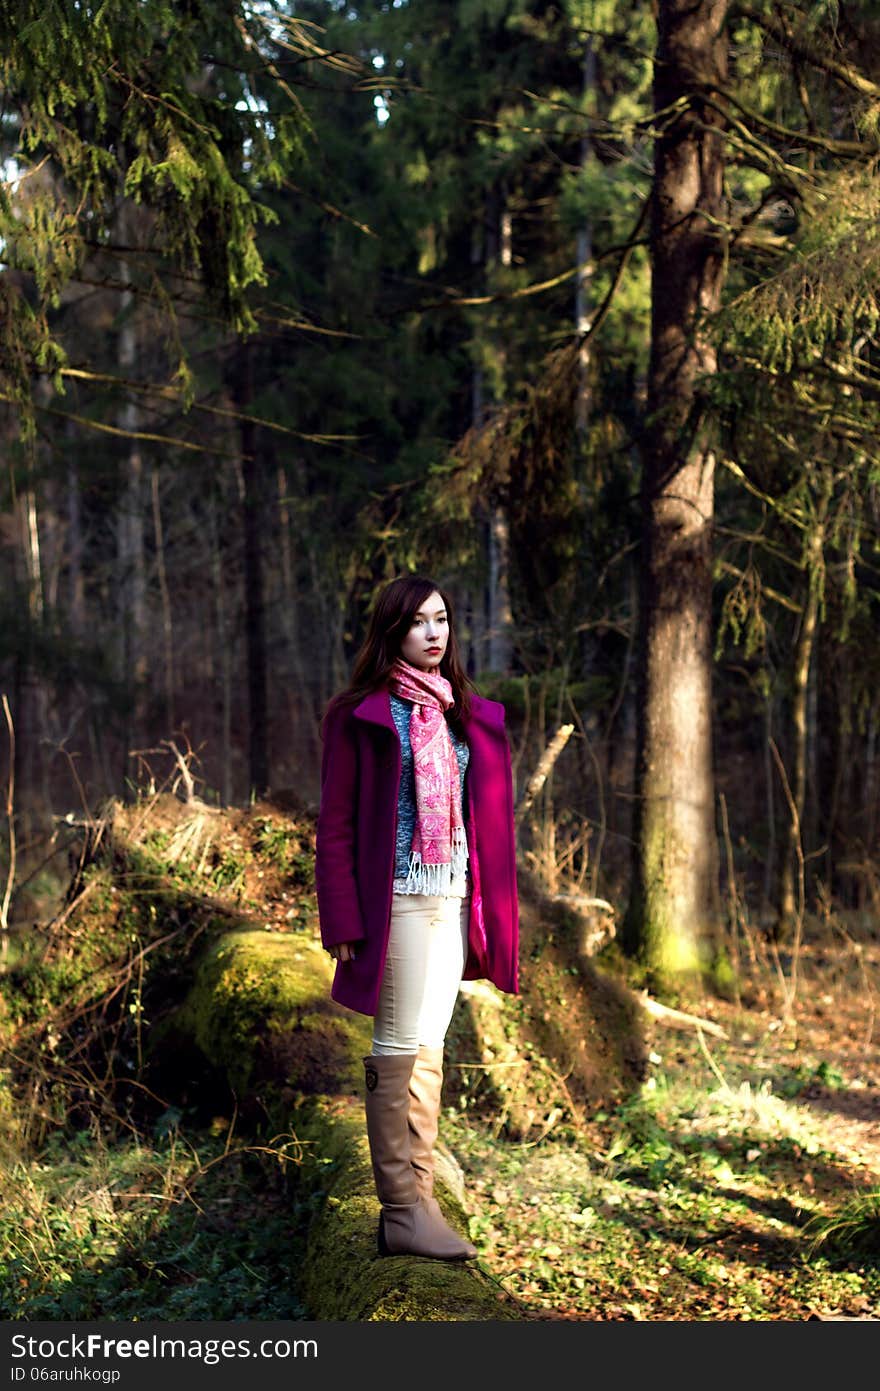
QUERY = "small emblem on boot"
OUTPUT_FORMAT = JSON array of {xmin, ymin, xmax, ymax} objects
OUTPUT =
[{"xmin": 365, "ymin": 1066, "xmax": 378, "ymax": 1092}]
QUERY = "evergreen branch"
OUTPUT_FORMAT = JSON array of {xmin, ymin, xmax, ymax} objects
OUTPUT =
[
  {"xmin": 0, "ymin": 396, "xmax": 241, "ymax": 456},
  {"xmin": 429, "ymin": 263, "xmax": 590, "ymax": 308},
  {"xmin": 733, "ymin": 353, "xmax": 880, "ymax": 422},
  {"xmin": 716, "ymin": 214, "xmax": 880, "ymax": 329},
  {"xmin": 0, "ymin": 263, "xmax": 238, "ymax": 347},
  {"xmin": 711, "ymin": 86, "xmax": 879, "ymax": 160},
  {"xmin": 791, "ymin": 56, "xmax": 818, "ymax": 139},
  {"xmin": 695, "ymin": 100, "xmax": 814, "ymax": 186},
  {"xmin": 727, "ymin": 225, "xmax": 793, "ymax": 256},
  {"xmin": 354, "ymin": 69, "xmax": 662, "ymax": 145},
  {"xmin": 254, "ymin": 305, "xmax": 361, "ymax": 339},
  {"xmin": 732, "ymin": 2, "xmax": 880, "ymax": 103},
  {"xmin": 714, "ymin": 525, "xmax": 804, "ymax": 571},
  {"xmin": 756, "ymin": 407, "xmax": 880, "ymax": 462},
  {"xmin": 0, "ymin": 154, "xmax": 51, "ymax": 188},
  {"xmin": 54, "ymin": 368, "xmax": 360, "ymax": 444},
  {"xmin": 5, "ymin": 253, "xmax": 358, "ymax": 341},
  {"xmin": 5, "ymin": 388, "xmax": 358, "ymax": 454},
  {"xmin": 581, "ymin": 196, "xmax": 650, "ymax": 344},
  {"xmin": 279, "ymin": 177, "xmax": 379, "ymax": 237},
  {"xmin": 233, "ymin": 12, "xmax": 308, "ymax": 122},
  {"xmin": 721, "ymin": 456, "xmax": 809, "ymax": 526},
  {"xmin": 0, "ymin": 260, "xmax": 209, "ymax": 315},
  {"xmin": 428, "ymin": 197, "xmax": 651, "ymax": 525},
  {"xmin": 106, "ymin": 62, "xmax": 220, "ymax": 139},
  {"xmin": 716, "ymin": 560, "xmax": 801, "ymax": 612},
  {"xmin": 804, "ymin": 361, "xmax": 880, "ymax": 401},
  {"xmin": 409, "ymin": 220, "xmax": 649, "ymax": 314},
  {"xmin": 248, "ymin": 11, "xmax": 364, "ymax": 79}
]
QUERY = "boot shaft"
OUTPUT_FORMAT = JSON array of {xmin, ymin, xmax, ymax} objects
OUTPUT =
[
  {"xmin": 363, "ymin": 1052, "xmax": 419, "ymax": 1206},
  {"xmin": 363, "ymin": 1051, "xmax": 476, "ymax": 1260},
  {"xmin": 408, "ymin": 1045, "xmax": 444, "ymax": 1198}
]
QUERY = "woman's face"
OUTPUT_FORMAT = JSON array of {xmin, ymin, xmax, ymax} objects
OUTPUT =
[{"xmin": 399, "ymin": 591, "xmax": 449, "ymax": 672}]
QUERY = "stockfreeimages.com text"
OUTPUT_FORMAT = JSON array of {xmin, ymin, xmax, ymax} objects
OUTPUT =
[{"xmin": 10, "ymin": 1335, "xmax": 317, "ymax": 1366}]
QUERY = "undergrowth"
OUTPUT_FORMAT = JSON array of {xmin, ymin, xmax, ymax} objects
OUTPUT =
[
  {"xmin": 0, "ymin": 792, "xmax": 318, "ymax": 1320},
  {"xmin": 0, "ymin": 1121, "xmax": 308, "ymax": 1319},
  {"xmin": 1, "ymin": 788, "xmax": 878, "ymax": 1321},
  {"xmin": 445, "ymin": 1051, "xmax": 880, "ymax": 1320}
]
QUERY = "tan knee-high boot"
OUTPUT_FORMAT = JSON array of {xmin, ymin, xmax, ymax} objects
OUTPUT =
[
  {"xmin": 408, "ymin": 1045, "xmax": 444, "ymax": 1199},
  {"xmin": 363, "ymin": 1053, "xmax": 476, "ymax": 1260},
  {"xmin": 407, "ymin": 1045, "xmax": 476, "ymax": 1258}
]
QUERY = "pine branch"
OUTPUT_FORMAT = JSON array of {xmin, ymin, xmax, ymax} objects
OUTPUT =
[
  {"xmin": 279, "ymin": 177, "xmax": 379, "ymax": 238},
  {"xmin": 0, "ymin": 396, "xmax": 242, "ymax": 457},
  {"xmin": 733, "ymin": 2, "xmax": 880, "ymax": 103},
  {"xmin": 711, "ymin": 86, "xmax": 879, "ymax": 160},
  {"xmin": 716, "ymin": 559, "xmax": 802, "ymax": 612},
  {"xmin": 55, "ymin": 367, "xmax": 359, "ymax": 443}
]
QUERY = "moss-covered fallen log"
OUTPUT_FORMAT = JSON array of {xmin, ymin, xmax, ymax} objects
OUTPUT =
[
  {"xmin": 293, "ymin": 1099, "xmax": 521, "ymax": 1321},
  {"xmin": 155, "ymin": 928, "xmax": 523, "ymax": 1321}
]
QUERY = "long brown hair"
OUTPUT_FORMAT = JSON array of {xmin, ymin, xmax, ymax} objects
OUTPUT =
[{"xmin": 322, "ymin": 574, "xmax": 476, "ymax": 736}]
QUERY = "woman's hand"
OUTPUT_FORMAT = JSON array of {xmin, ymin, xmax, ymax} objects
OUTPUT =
[{"xmin": 328, "ymin": 942, "xmax": 357, "ymax": 962}]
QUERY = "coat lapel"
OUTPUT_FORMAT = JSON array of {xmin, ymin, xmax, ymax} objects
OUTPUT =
[
  {"xmin": 353, "ymin": 686, "xmax": 505, "ymax": 737},
  {"xmin": 352, "ymin": 688, "xmax": 397, "ymax": 733}
]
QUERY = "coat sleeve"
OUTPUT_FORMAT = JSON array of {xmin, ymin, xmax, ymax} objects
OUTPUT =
[{"xmin": 315, "ymin": 701, "xmax": 367, "ymax": 948}]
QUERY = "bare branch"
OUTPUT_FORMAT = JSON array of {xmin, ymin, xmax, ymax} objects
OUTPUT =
[
  {"xmin": 516, "ymin": 724, "xmax": 575, "ymax": 828},
  {"xmin": 636, "ymin": 991, "xmax": 729, "ymax": 1039}
]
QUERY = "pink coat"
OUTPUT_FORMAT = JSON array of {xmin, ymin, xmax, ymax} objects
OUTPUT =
[{"xmin": 315, "ymin": 687, "xmax": 519, "ymax": 1016}]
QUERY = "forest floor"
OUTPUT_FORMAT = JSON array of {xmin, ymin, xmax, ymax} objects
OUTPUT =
[
  {"xmin": 1, "ymin": 798, "xmax": 878, "ymax": 1322},
  {"xmin": 447, "ymin": 911, "xmax": 880, "ymax": 1321}
]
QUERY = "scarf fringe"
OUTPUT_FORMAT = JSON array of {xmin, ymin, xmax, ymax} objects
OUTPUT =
[{"xmin": 403, "ymin": 826, "xmax": 469, "ymax": 894}]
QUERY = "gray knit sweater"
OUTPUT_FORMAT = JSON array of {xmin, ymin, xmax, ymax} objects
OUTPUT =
[{"xmin": 389, "ymin": 693, "xmax": 470, "ymax": 896}]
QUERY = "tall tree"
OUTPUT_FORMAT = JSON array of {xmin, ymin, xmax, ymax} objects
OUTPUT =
[{"xmin": 623, "ymin": 0, "xmax": 728, "ymax": 989}]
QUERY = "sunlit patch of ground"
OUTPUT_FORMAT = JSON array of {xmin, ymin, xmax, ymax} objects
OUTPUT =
[{"xmin": 443, "ymin": 909, "xmax": 880, "ymax": 1321}]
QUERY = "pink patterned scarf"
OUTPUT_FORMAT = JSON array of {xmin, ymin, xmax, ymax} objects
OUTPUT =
[{"xmin": 388, "ymin": 657, "xmax": 468, "ymax": 893}]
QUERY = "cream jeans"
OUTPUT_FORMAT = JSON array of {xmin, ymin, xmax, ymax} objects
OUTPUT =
[{"xmin": 371, "ymin": 894, "xmax": 470, "ymax": 1055}]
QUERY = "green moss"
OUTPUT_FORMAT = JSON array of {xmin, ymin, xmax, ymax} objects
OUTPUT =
[
  {"xmin": 293, "ymin": 1101, "xmax": 521, "ymax": 1322},
  {"xmin": 710, "ymin": 948, "xmax": 738, "ymax": 1000},
  {"xmin": 165, "ymin": 930, "xmax": 370, "ymax": 1097},
  {"xmin": 627, "ymin": 817, "xmax": 709, "ymax": 996}
]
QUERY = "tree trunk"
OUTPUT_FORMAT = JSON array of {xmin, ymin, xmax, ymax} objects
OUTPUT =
[
  {"xmin": 66, "ymin": 438, "xmax": 85, "ymax": 638},
  {"xmin": 488, "ymin": 192, "xmax": 514, "ymax": 675},
  {"xmin": 117, "ymin": 220, "xmax": 147, "ymax": 796},
  {"xmin": 232, "ymin": 339, "xmax": 269, "ymax": 800},
  {"xmin": 761, "ymin": 686, "xmax": 777, "ymax": 920},
  {"xmin": 469, "ymin": 215, "xmax": 489, "ymax": 680},
  {"xmin": 575, "ymin": 41, "xmax": 597, "ymax": 436},
  {"xmin": 208, "ymin": 495, "xmax": 234, "ymax": 808},
  {"xmin": 276, "ymin": 462, "xmax": 319, "ymax": 776},
  {"xmin": 777, "ymin": 509, "xmax": 827, "ymax": 934},
  {"xmin": 860, "ymin": 698, "xmax": 880, "ymax": 912},
  {"xmin": 487, "ymin": 506, "xmax": 513, "ymax": 674},
  {"xmin": 624, "ymin": 0, "xmax": 728, "ymax": 991},
  {"xmin": 469, "ymin": 189, "xmax": 514, "ymax": 678},
  {"xmin": 825, "ymin": 644, "xmax": 854, "ymax": 907},
  {"xmin": 12, "ymin": 475, "xmax": 50, "ymax": 855},
  {"xmin": 151, "ymin": 467, "xmax": 175, "ymax": 734},
  {"xmin": 805, "ymin": 622, "xmax": 820, "ymax": 887}
]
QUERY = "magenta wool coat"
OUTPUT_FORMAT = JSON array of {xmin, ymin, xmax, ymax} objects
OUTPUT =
[{"xmin": 315, "ymin": 687, "xmax": 520, "ymax": 1016}]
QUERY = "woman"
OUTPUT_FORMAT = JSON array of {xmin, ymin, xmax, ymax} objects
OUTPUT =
[{"xmin": 315, "ymin": 573, "xmax": 519, "ymax": 1260}]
